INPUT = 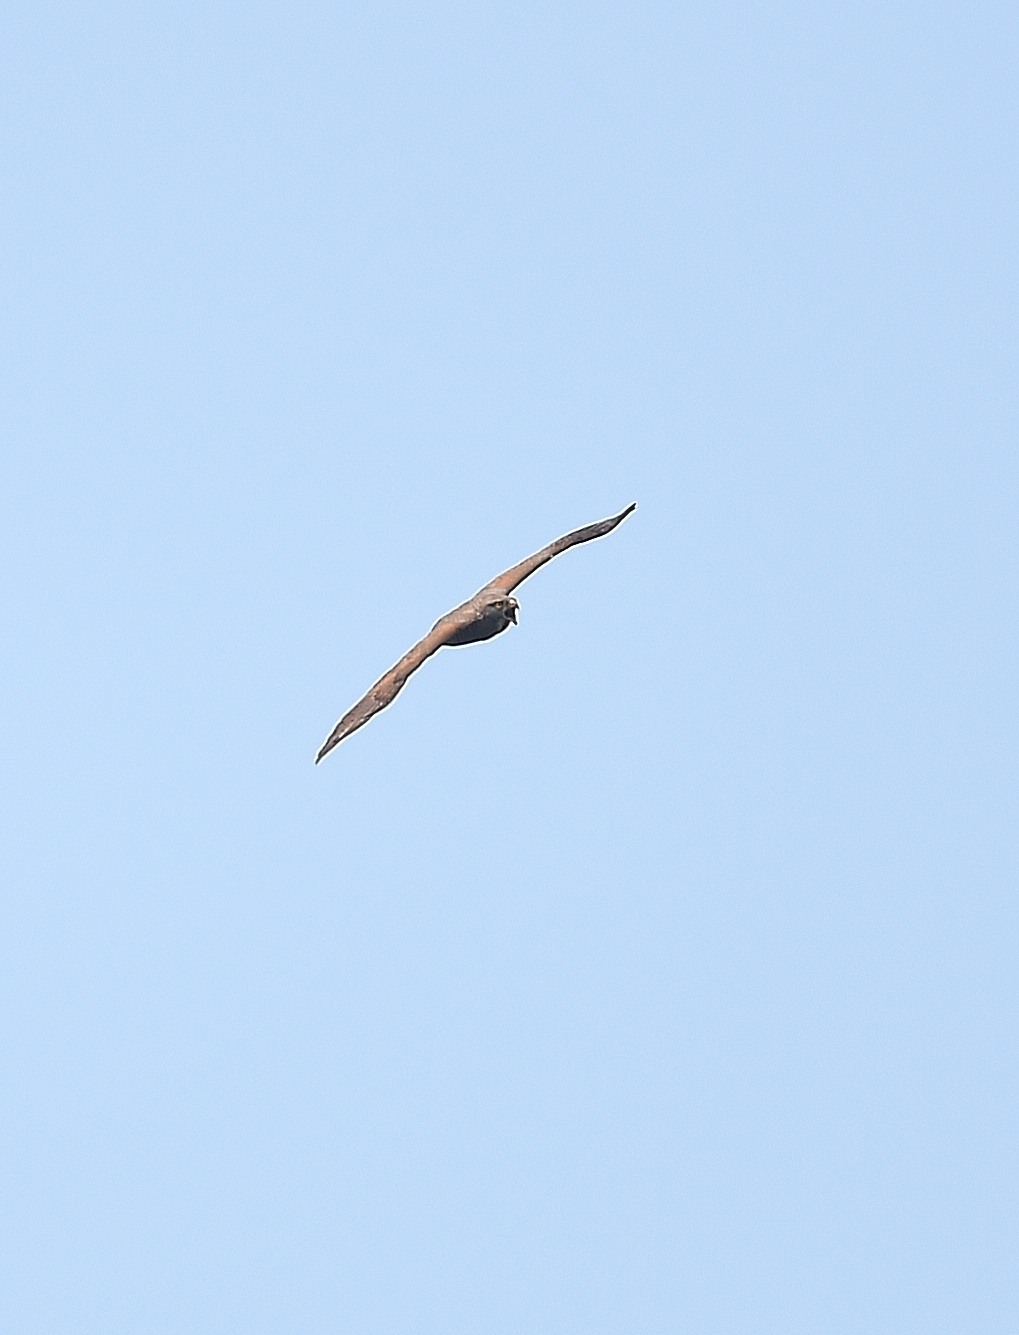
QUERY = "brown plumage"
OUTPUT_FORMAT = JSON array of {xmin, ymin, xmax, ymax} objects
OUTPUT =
[{"xmin": 315, "ymin": 502, "xmax": 636, "ymax": 761}]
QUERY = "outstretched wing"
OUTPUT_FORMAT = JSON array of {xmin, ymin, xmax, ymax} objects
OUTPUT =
[
  {"xmin": 314, "ymin": 604, "xmax": 479, "ymax": 762},
  {"xmin": 481, "ymin": 502, "xmax": 636, "ymax": 596}
]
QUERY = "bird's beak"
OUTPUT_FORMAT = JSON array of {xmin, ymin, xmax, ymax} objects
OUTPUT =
[{"xmin": 509, "ymin": 605, "xmax": 518, "ymax": 623}]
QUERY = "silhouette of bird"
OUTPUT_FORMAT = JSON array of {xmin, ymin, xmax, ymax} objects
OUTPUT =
[{"xmin": 315, "ymin": 502, "xmax": 636, "ymax": 761}]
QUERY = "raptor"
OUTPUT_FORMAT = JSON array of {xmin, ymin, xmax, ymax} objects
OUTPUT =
[{"xmin": 315, "ymin": 502, "xmax": 636, "ymax": 761}]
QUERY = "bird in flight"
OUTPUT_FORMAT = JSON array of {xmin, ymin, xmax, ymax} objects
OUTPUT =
[{"xmin": 315, "ymin": 502, "xmax": 636, "ymax": 762}]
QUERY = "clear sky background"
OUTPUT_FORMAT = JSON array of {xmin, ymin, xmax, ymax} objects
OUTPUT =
[{"xmin": 3, "ymin": 2, "xmax": 1016, "ymax": 1331}]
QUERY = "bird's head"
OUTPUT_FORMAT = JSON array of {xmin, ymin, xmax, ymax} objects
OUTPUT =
[{"xmin": 491, "ymin": 594, "xmax": 519, "ymax": 626}]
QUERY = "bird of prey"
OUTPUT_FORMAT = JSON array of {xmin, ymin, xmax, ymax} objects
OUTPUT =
[{"xmin": 315, "ymin": 502, "xmax": 636, "ymax": 762}]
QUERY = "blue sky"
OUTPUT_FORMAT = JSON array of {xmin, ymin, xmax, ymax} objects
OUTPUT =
[{"xmin": 3, "ymin": 2, "xmax": 1017, "ymax": 1330}]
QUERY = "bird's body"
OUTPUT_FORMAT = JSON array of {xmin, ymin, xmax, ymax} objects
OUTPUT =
[
  {"xmin": 442, "ymin": 595, "xmax": 518, "ymax": 645},
  {"xmin": 315, "ymin": 503, "xmax": 635, "ymax": 761}
]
